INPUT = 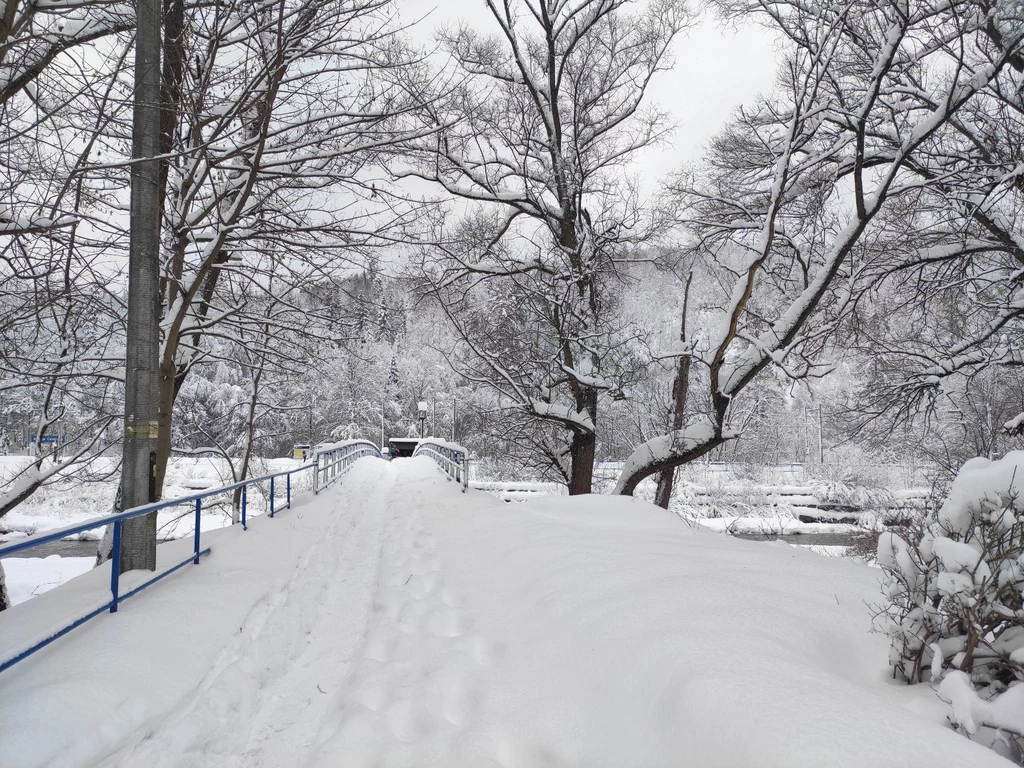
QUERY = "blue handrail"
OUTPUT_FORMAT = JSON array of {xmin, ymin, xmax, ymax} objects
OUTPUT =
[
  {"xmin": 0, "ymin": 439, "xmax": 382, "ymax": 674},
  {"xmin": 413, "ymin": 439, "xmax": 469, "ymax": 492}
]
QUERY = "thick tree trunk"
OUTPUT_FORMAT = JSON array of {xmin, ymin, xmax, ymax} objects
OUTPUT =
[
  {"xmin": 654, "ymin": 467, "xmax": 675, "ymax": 509},
  {"xmin": 568, "ymin": 431, "xmax": 595, "ymax": 495},
  {"xmin": 567, "ymin": 385, "xmax": 598, "ymax": 495},
  {"xmin": 619, "ymin": 436, "xmax": 726, "ymax": 497}
]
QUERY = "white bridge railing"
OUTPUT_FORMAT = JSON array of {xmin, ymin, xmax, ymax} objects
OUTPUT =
[
  {"xmin": 313, "ymin": 439, "xmax": 383, "ymax": 493},
  {"xmin": 413, "ymin": 439, "xmax": 469, "ymax": 492}
]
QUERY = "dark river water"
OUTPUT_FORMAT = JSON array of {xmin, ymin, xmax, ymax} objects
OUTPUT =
[
  {"xmin": 2, "ymin": 538, "xmax": 179, "ymax": 559},
  {"xmin": 3, "ymin": 539, "xmax": 103, "ymax": 558},
  {"xmin": 733, "ymin": 532, "xmax": 860, "ymax": 547}
]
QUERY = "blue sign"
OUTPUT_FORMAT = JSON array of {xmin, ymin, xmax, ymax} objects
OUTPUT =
[{"xmin": 29, "ymin": 434, "xmax": 66, "ymax": 444}]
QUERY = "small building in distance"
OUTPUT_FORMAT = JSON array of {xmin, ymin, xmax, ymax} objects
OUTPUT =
[{"xmin": 387, "ymin": 438, "xmax": 419, "ymax": 458}]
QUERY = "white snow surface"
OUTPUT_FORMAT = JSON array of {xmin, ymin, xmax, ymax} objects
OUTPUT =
[
  {"xmin": 3, "ymin": 556, "xmax": 94, "ymax": 606},
  {"xmin": 0, "ymin": 457, "xmax": 1007, "ymax": 767}
]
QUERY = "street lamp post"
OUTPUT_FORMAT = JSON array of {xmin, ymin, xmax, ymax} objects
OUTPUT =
[{"xmin": 417, "ymin": 401, "xmax": 428, "ymax": 439}]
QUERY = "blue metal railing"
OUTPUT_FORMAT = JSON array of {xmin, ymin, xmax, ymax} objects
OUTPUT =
[
  {"xmin": 413, "ymin": 439, "xmax": 469, "ymax": 492},
  {"xmin": 0, "ymin": 439, "xmax": 382, "ymax": 674}
]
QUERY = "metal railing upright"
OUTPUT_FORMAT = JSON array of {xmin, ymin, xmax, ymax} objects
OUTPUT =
[
  {"xmin": 413, "ymin": 438, "xmax": 469, "ymax": 492},
  {"xmin": 0, "ymin": 438, "xmax": 383, "ymax": 675}
]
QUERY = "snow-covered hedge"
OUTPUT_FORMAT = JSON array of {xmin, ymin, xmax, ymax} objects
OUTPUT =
[{"xmin": 877, "ymin": 452, "xmax": 1024, "ymax": 756}]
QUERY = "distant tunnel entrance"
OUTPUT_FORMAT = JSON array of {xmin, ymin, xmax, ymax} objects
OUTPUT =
[{"xmin": 387, "ymin": 438, "xmax": 419, "ymax": 458}]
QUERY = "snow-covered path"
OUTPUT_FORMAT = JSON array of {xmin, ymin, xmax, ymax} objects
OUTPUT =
[
  {"xmin": 104, "ymin": 459, "xmax": 399, "ymax": 767},
  {"xmin": 0, "ymin": 456, "xmax": 1012, "ymax": 767}
]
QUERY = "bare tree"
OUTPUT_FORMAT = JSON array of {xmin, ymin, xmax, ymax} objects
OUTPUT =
[
  {"xmin": 144, "ymin": 0, "xmax": 428, "ymax": 503},
  {"xmin": 0, "ymin": 13, "xmax": 130, "ymax": 522},
  {"xmin": 842, "ymin": 3, "xmax": 1024, "ymax": 440},
  {"xmin": 615, "ymin": 0, "xmax": 1024, "ymax": 496},
  {"xmin": 409, "ymin": 0, "xmax": 690, "ymax": 493}
]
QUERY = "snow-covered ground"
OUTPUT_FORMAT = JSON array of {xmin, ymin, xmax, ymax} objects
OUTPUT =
[
  {"xmin": 0, "ymin": 457, "xmax": 1005, "ymax": 766},
  {"xmin": 3, "ymin": 555, "xmax": 94, "ymax": 606}
]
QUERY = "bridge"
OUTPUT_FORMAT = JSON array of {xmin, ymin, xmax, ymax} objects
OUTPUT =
[{"xmin": 0, "ymin": 444, "xmax": 1003, "ymax": 767}]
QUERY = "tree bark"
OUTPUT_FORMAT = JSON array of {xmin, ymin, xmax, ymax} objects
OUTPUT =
[
  {"xmin": 568, "ymin": 430, "xmax": 596, "ymax": 495},
  {"xmin": 231, "ymin": 360, "xmax": 265, "ymax": 519},
  {"xmin": 653, "ymin": 466, "xmax": 675, "ymax": 510},
  {"xmin": 619, "ymin": 436, "xmax": 726, "ymax": 497},
  {"xmin": 654, "ymin": 273, "xmax": 692, "ymax": 509},
  {"xmin": 0, "ymin": 560, "xmax": 9, "ymax": 611}
]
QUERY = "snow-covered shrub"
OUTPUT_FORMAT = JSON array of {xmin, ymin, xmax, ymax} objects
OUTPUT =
[
  {"xmin": 938, "ymin": 671, "xmax": 1024, "ymax": 762},
  {"xmin": 877, "ymin": 453, "xmax": 1024, "ymax": 688},
  {"xmin": 818, "ymin": 481, "xmax": 897, "ymax": 510}
]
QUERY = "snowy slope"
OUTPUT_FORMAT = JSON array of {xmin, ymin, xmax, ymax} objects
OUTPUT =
[{"xmin": 0, "ymin": 458, "xmax": 1007, "ymax": 767}]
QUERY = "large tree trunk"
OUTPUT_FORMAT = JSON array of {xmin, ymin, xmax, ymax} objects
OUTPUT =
[
  {"xmin": 566, "ymin": 386, "xmax": 598, "ymax": 495},
  {"xmin": 568, "ymin": 430, "xmax": 596, "ymax": 495},
  {"xmin": 653, "ymin": 467, "xmax": 675, "ymax": 510}
]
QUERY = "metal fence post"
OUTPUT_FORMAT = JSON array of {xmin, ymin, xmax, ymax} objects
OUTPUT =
[
  {"xmin": 241, "ymin": 485, "xmax": 248, "ymax": 530},
  {"xmin": 194, "ymin": 499, "xmax": 202, "ymax": 564},
  {"xmin": 110, "ymin": 520, "xmax": 122, "ymax": 612},
  {"xmin": 270, "ymin": 476, "xmax": 276, "ymax": 518},
  {"xmin": 287, "ymin": 472, "xmax": 291, "ymax": 508}
]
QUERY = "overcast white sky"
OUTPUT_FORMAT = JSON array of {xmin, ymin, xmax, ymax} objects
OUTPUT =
[{"xmin": 396, "ymin": 1, "xmax": 782, "ymax": 181}]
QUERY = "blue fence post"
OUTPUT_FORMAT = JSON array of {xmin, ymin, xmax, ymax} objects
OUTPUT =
[
  {"xmin": 286, "ymin": 473, "xmax": 291, "ymax": 509},
  {"xmin": 109, "ymin": 520, "xmax": 122, "ymax": 613},
  {"xmin": 241, "ymin": 485, "xmax": 247, "ymax": 530},
  {"xmin": 269, "ymin": 476, "xmax": 276, "ymax": 518},
  {"xmin": 194, "ymin": 498, "xmax": 202, "ymax": 564}
]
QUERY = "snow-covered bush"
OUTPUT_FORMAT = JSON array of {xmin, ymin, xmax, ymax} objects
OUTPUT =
[
  {"xmin": 877, "ymin": 453, "xmax": 1024, "ymax": 687},
  {"xmin": 817, "ymin": 482, "xmax": 897, "ymax": 511}
]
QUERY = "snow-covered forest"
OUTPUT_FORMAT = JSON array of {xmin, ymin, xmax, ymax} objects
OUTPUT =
[{"xmin": 2, "ymin": 0, "xmax": 1024, "ymax": 764}]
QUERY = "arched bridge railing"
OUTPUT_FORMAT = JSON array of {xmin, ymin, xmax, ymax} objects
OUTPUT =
[
  {"xmin": 314, "ymin": 440, "xmax": 382, "ymax": 493},
  {"xmin": 413, "ymin": 439, "xmax": 469, "ymax": 492},
  {"xmin": 0, "ymin": 438, "xmax": 382, "ymax": 675}
]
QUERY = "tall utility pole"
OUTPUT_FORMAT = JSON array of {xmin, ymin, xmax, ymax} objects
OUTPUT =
[
  {"xmin": 120, "ymin": 0, "xmax": 163, "ymax": 573},
  {"xmin": 817, "ymin": 405, "xmax": 824, "ymax": 464}
]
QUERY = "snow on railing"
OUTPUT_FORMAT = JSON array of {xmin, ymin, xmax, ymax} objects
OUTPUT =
[
  {"xmin": 413, "ymin": 438, "xmax": 469, "ymax": 493},
  {"xmin": 0, "ymin": 439, "xmax": 383, "ymax": 675},
  {"xmin": 313, "ymin": 440, "xmax": 382, "ymax": 493}
]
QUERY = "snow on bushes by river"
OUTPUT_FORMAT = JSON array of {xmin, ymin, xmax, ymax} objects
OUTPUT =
[{"xmin": 877, "ymin": 451, "xmax": 1024, "ymax": 761}]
